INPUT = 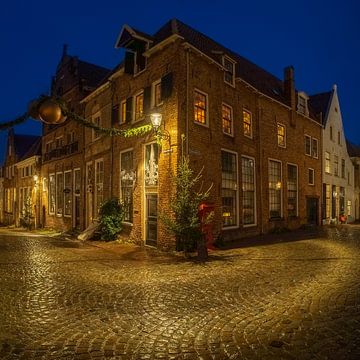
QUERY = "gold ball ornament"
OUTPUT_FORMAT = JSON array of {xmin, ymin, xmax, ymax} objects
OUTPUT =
[
  {"xmin": 28, "ymin": 99, "xmax": 42, "ymax": 120},
  {"xmin": 38, "ymin": 99, "xmax": 66, "ymax": 124}
]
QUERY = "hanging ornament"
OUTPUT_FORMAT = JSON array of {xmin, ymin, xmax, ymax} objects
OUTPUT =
[{"xmin": 38, "ymin": 98, "xmax": 67, "ymax": 124}]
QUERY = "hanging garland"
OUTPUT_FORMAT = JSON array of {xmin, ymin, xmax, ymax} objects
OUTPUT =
[{"xmin": 0, "ymin": 95, "xmax": 154, "ymax": 139}]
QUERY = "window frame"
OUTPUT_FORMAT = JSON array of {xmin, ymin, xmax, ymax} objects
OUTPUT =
[
  {"xmin": 48, "ymin": 173, "xmax": 56, "ymax": 215},
  {"xmin": 120, "ymin": 148, "xmax": 135, "ymax": 224},
  {"xmin": 222, "ymin": 103, "xmax": 234, "ymax": 136},
  {"xmin": 308, "ymin": 168, "xmax": 315, "ymax": 186},
  {"xmin": 151, "ymin": 79, "xmax": 163, "ymax": 108},
  {"xmin": 120, "ymin": 100, "xmax": 127, "ymax": 124},
  {"xmin": 277, "ymin": 123, "xmax": 286, "ymax": 148},
  {"xmin": 304, "ymin": 134, "xmax": 312, "ymax": 156},
  {"xmin": 92, "ymin": 111, "xmax": 101, "ymax": 141},
  {"xmin": 63, "ymin": 170, "xmax": 72, "ymax": 218},
  {"xmin": 287, "ymin": 163, "xmax": 298, "ymax": 217},
  {"xmin": 268, "ymin": 158, "xmax": 283, "ymax": 219},
  {"xmin": 241, "ymin": 155, "xmax": 256, "ymax": 227},
  {"xmin": 133, "ymin": 90, "xmax": 145, "ymax": 123},
  {"xmin": 325, "ymin": 151, "xmax": 331, "ymax": 174},
  {"xmin": 194, "ymin": 88, "xmax": 209, "ymax": 127},
  {"xmin": 243, "ymin": 109, "xmax": 253, "ymax": 139},
  {"xmin": 222, "ymin": 55, "xmax": 236, "ymax": 87},
  {"xmin": 311, "ymin": 138, "xmax": 319, "ymax": 159},
  {"xmin": 94, "ymin": 158, "xmax": 104, "ymax": 218},
  {"xmin": 55, "ymin": 172, "xmax": 64, "ymax": 217}
]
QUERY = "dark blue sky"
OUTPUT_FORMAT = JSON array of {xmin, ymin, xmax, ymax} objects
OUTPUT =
[{"xmin": 1, "ymin": 0, "xmax": 359, "ymax": 162}]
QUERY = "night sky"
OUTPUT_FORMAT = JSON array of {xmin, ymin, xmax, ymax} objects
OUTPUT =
[{"xmin": 1, "ymin": 0, "xmax": 359, "ymax": 163}]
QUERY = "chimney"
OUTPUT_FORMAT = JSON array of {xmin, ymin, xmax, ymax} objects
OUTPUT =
[{"xmin": 284, "ymin": 66, "xmax": 296, "ymax": 109}]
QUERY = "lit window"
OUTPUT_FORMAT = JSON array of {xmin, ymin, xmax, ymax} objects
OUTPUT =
[
  {"xmin": 308, "ymin": 168, "xmax": 315, "ymax": 185},
  {"xmin": 223, "ymin": 57, "xmax": 235, "ymax": 86},
  {"xmin": 325, "ymin": 152, "xmax": 331, "ymax": 173},
  {"xmin": 145, "ymin": 143, "xmax": 159, "ymax": 187},
  {"xmin": 194, "ymin": 90, "xmax": 208, "ymax": 125},
  {"xmin": 287, "ymin": 164, "xmax": 298, "ymax": 217},
  {"xmin": 120, "ymin": 150, "xmax": 134, "ymax": 223},
  {"xmin": 134, "ymin": 92, "xmax": 144, "ymax": 122},
  {"xmin": 277, "ymin": 124, "xmax": 286, "ymax": 147},
  {"xmin": 305, "ymin": 135, "xmax": 311, "ymax": 155},
  {"xmin": 269, "ymin": 160, "xmax": 282, "ymax": 218},
  {"xmin": 49, "ymin": 174, "xmax": 55, "ymax": 215},
  {"xmin": 120, "ymin": 100, "xmax": 127, "ymax": 124},
  {"xmin": 64, "ymin": 171, "xmax": 72, "ymax": 217},
  {"xmin": 222, "ymin": 104, "xmax": 233, "ymax": 135},
  {"xmin": 242, "ymin": 156, "xmax": 255, "ymax": 225},
  {"xmin": 243, "ymin": 110, "xmax": 252, "ymax": 138},
  {"xmin": 56, "ymin": 172, "xmax": 64, "ymax": 216},
  {"xmin": 347, "ymin": 200, "xmax": 352, "ymax": 216},
  {"xmin": 95, "ymin": 159, "xmax": 104, "ymax": 216},
  {"xmin": 152, "ymin": 80, "xmax": 162, "ymax": 108},
  {"xmin": 325, "ymin": 184, "xmax": 331, "ymax": 219},
  {"xmin": 312, "ymin": 138, "xmax": 318, "ymax": 158},
  {"xmin": 222, "ymin": 151, "xmax": 238, "ymax": 227},
  {"xmin": 334, "ymin": 156, "xmax": 339, "ymax": 176}
]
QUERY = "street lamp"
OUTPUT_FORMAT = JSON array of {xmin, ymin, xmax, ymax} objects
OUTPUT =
[{"xmin": 150, "ymin": 112, "xmax": 170, "ymax": 141}]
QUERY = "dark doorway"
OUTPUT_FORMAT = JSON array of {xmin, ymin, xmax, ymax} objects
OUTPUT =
[
  {"xmin": 307, "ymin": 197, "xmax": 318, "ymax": 225},
  {"xmin": 145, "ymin": 194, "xmax": 158, "ymax": 247}
]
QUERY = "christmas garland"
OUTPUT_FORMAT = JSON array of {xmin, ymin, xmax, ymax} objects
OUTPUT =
[{"xmin": 0, "ymin": 113, "xmax": 28, "ymax": 131}]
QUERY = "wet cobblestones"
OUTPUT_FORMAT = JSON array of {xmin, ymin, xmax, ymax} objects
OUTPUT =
[{"xmin": 0, "ymin": 226, "xmax": 360, "ymax": 359}]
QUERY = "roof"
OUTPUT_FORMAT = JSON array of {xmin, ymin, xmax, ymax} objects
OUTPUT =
[
  {"xmin": 13, "ymin": 134, "xmax": 41, "ymax": 160},
  {"xmin": 308, "ymin": 91, "xmax": 332, "ymax": 125},
  {"xmin": 20, "ymin": 137, "xmax": 42, "ymax": 161},
  {"xmin": 77, "ymin": 60, "xmax": 111, "ymax": 88},
  {"xmin": 346, "ymin": 140, "xmax": 360, "ymax": 157}
]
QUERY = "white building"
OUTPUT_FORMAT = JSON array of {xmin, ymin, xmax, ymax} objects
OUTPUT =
[{"xmin": 310, "ymin": 85, "xmax": 355, "ymax": 223}]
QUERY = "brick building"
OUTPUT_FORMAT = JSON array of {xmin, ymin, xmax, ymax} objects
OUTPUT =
[
  {"xmin": 79, "ymin": 19, "xmax": 323, "ymax": 249},
  {"xmin": 40, "ymin": 46, "xmax": 109, "ymax": 232}
]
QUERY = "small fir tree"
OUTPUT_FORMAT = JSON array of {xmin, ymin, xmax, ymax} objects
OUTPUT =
[
  {"xmin": 21, "ymin": 195, "xmax": 33, "ymax": 229},
  {"xmin": 98, "ymin": 198, "xmax": 124, "ymax": 241}
]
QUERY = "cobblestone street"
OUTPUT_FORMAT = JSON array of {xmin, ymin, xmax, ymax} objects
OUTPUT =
[{"xmin": 0, "ymin": 227, "xmax": 360, "ymax": 359}]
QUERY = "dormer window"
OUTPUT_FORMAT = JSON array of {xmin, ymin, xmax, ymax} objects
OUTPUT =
[
  {"xmin": 297, "ymin": 92, "xmax": 309, "ymax": 116},
  {"xmin": 222, "ymin": 56, "xmax": 236, "ymax": 86}
]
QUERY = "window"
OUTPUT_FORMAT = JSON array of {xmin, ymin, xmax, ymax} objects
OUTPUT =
[
  {"xmin": 134, "ymin": 91, "xmax": 144, "ymax": 122},
  {"xmin": 66, "ymin": 131, "xmax": 75, "ymax": 144},
  {"xmin": 120, "ymin": 100, "xmax": 126, "ymax": 124},
  {"xmin": 325, "ymin": 152, "xmax": 331, "ymax": 173},
  {"xmin": 330, "ymin": 126, "xmax": 333, "ymax": 141},
  {"xmin": 46, "ymin": 142, "xmax": 53, "ymax": 153},
  {"xmin": 269, "ymin": 160, "xmax": 282, "ymax": 218},
  {"xmin": 312, "ymin": 138, "xmax": 318, "ymax": 158},
  {"xmin": 341, "ymin": 159, "xmax": 345, "ymax": 178},
  {"xmin": 242, "ymin": 156, "xmax": 255, "ymax": 225},
  {"xmin": 347, "ymin": 200, "xmax": 352, "ymax": 216},
  {"xmin": 222, "ymin": 151, "xmax": 238, "ymax": 227},
  {"xmin": 95, "ymin": 160, "xmax": 104, "ymax": 216},
  {"xmin": 145, "ymin": 143, "xmax": 159, "ymax": 187},
  {"xmin": 49, "ymin": 174, "xmax": 55, "ymax": 214},
  {"xmin": 348, "ymin": 171, "xmax": 351, "ymax": 185},
  {"xmin": 151, "ymin": 80, "xmax": 162, "ymax": 108},
  {"xmin": 74, "ymin": 169, "xmax": 81, "ymax": 196},
  {"xmin": 120, "ymin": 150, "xmax": 134, "ymax": 223},
  {"xmin": 340, "ymin": 187, "xmax": 345, "ymax": 213},
  {"xmin": 277, "ymin": 124, "xmax": 286, "ymax": 147},
  {"xmin": 338, "ymin": 131, "xmax": 341, "ymax": 145},
  {"xmin": 243, "ymin": 110, "xmax": 252, "ymax": 138},
  {"xmin": 223, "ymin": 56, "xmax": 235, "ymax": 86},
  {"xmin": 64, "ymin": 171, "xmax": 72, "ymax": 217},
  {"xmin": 92, "ymin": 115, "xmax": 101, "ymax": 141},
  {"xmin": 55, "ymin": 137, "xmax": 63, "ymax": 148},
  {"xmin": 297, "ymin": 95, "xmax": 307, "ymax": 115},
  {"xmin": 222, "ymin": 104, "xmax": 233, "ymax": 135},
  {"xmin": 334, "ymin": 155, "xmax": 339, "ymax": 176},
  {"xmin": 308, "ymin": 168, "xmax": 315, "ymax": 185},
  {"xmin": 56, "ymin": 172, "xmax": 64, "ymax": 216},
  {"xmin": 287, "ymin": 164, "xmax": 298, "ymax": 217},
  {"xmin": 325, "ymin": 184, "xmax": 331, "ymax": 219},
  {"xmin": 305, "ymin": 135, "xmax": 311, "ymax": 156},
  {"xmin": 194, "ymin": 90, "xmax": 208, "ymax": 125}
]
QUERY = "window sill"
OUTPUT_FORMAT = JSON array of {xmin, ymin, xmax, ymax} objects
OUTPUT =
[
  {"xmin": 194, "ymin": 121, "xmax": 209, "ymax": 128},
  {"xmin": 269, "ymin": 217, "xmax": 284, "ymax": 222},
  {"xmin": 133, "ymin": 68, "xmax": 146, "ymax": 78},
  {"xmin": 243, "ymin": 223, "xmax": 257, "ymax": 228},
  {"xmin": 222, "ymin": 225, "xmax": 239, "ymax": 231},
  {"xmin": 244, "ymin": 134, "xmax": 253, "ymax": 140},
  {"xmin": 223, "ymin": 131, "xmax": 234, "ymax": 137}
]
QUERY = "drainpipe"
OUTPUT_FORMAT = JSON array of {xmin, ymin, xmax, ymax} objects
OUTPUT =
[{"xmin": 185, "ymin": 49, "xmax": 190, "ymax": 156}]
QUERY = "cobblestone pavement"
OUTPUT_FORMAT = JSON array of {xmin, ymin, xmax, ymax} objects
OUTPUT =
[{"xmin": 0, "ymin": 226, "xmax": 360, "ymax": 359}]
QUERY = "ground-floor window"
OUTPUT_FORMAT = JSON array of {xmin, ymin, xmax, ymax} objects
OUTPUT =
[
  {"xmin": 347, "ymin": 200, "xmax": 352, "ymax": 216},
  {"xmin": 95, "ymin": 159, "xmax": 104, "ymax": 216},
  {"xmin": 64, "ymin": 171, "xmax": 72, "ymax": 217},
  {"xmin": 287, "ymin": 164, "xmax": 298, "ymax": 217},
  {"xmin": 269, "ymin": 160, "xmax": 282, "ymax": 218},
  {"xmin": 145, "ymin": 143, "xmax": 159, "ymax": 187},
  {"xmin": 56, "ymin": 173, "xmax": 64, "ymax": 216},
  {"xmin": 241, "ymin": 156, "xmax": 255, "ymax": 225},
  {"xmin": 221, "ymin": 150, "xmax": 238, "ymax": 227},
  {"xmin": 49, "ymin": 174, "xmax": 56, "ymax": 214},
  {"xmin": 325, "ymin": 184, "xmax": 331, "ymax": 219},
  {"xmin": 340, "ymin": 187, "xmax": 345, "ymax": 214},
  {"xmin": 120, "ymin": 150, "xmax": 134, "ymax": 223}
]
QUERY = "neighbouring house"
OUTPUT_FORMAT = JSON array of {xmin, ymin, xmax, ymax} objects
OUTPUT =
[
  {"xmin": 347, "ymin": 140, "xmax": 360, "ymax": 221},
  {"xmin": 81, "ymin": 18, "xmax": 323, "ymax": 249},
  {"xmin": 1, "ymin": 129, "xmax": 41, "ymax": 227},
  {"xmin": 310, "ymin": 85, "xmax": 356, "ymax": 224},
  {"xmin": 40, "ymin": 45, "xmax": 110, "ymax": 232}
]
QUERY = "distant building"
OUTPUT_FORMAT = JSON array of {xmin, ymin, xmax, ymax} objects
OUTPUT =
[{"xmin": 347, "ymin": 140, "xmax": 360, "ymax": 221}]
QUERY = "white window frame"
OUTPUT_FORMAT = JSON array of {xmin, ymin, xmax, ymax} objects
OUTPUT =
[
  {"xmin": 120, "ymin": 99, "xmax": 126, "ymax": 124},
  {"xmin": 151, "ymin": 79, "xmax": 163, "ymax": 108},
  {"xmin": 55, "ymin": 172, "xmax": 63, "ymax": 217},
  {"xmin": 194, "ymin": 88, "xmax": 209, "ymax": 127},
  {"xmin": 268, "ymin": 158, "xmax": 283, "ymax": 219},
  {"xmin": 277, "ymin": 123, "xmax": 286, "ymax": 148},
  {"xmin": 222, "ymin": 55, "xmax": 236, "ymax": 87},
  {"xmin": 222, "ymin": 103, "xmax": 234, "ymax": 137},
  {"xmin": 49, "ymin": 173, "xmax": 55, "ymax": 215},
  {"xmin": 312, "ymin": 138, "xmax": 319, "ymax": 159},
  {"xmin": 133, "ymin": 90, "xmax": 144, "ymax": 123},
  {"xmin": 94, "ymin": 158, "xmax": 104, "ymax": 218},
  {"xmin": 325, "ymin": 151, "xmax": 331, "ymax": 174},
  {"xmin": 308, "ymin": 168, "xmax": 315, "ymax": 186},
  {"xmin": 304, "ymin": 134, "xmax": 312, "ymax": 156},
  {"xmin": 221, "ymin": 148, "xmax": 239, "ymax": 230},
  {"xmin": 120, "ymin": 148, "xmax": 134, "ymax": 225},
  {"xmin": 287, "ymin": 162, "xmax": 298, "ymax": 217},
  {"xmin": 297, "ymin": 93, "xmax": 309, "ymax": 116},
  {"xmin": 243, "ymin": 109, "xmax": 253, "ymax": 139},
  {"xmin": 241, "ymin": 155, "xmax": 256, "ymax": 227},
  {"xmin": 63, "ymin": 170, "xmax": 72, "ymax": 218}
]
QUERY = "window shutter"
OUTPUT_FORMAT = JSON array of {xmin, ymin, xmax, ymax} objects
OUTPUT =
[
  {"xmin": 161, "ymin": 72, "xmax": 173, "ymax": 100},
  {"xmin": 124, "ymin": 51, "xmax": 135, "ymax": 75},
  {"xmin": 112, "ymin": 104, "xmax": 119, "ymax": 125},
  {"xmin": 126, "ymin": 97, "xmax": 133, "ymax": 122},
  {"xmin": 143, "ymin": 86, "xmax": 151, "ymax": 112}
]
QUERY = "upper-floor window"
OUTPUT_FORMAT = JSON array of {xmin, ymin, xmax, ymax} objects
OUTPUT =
[
  {"xmin": 120, "ymin": 100, "xmax": 127, "ymax": 124},
  {"xmin": 311, "ymin": 138, "xmax": 318, "ymax": 158},
  {"xmin": 223, "ymin": 56, "xmax": 235, "ymax": 86},
  {"xmin": 277, "ymin": 124, "xmax": 286, "ymax": 147},
  {"xmin": 55, "ymin": 137, "xmax": 63, "ymax": 149},
  {"xmin": 134, "ymin": 91, "xmax": 144, "ymax": 122},
  {"xmin": 334, "ymin": 155, "xmax": 339, "ymax": 176},
  {"xmin": 269, "ymin": 159, "xmax": 282, "ymax": 219},
  {"xmin": 46, "ymin": 142, "xmax": 53, "ymax": 153},
  {"xmin": 92, "ymin": 116, "xmax": 101, "ymax": 141},
  {"xmin": 341, "ymin": 159, "xmax": 345, "ymax": 178},
  {"xmin": 308, "ymin": 168, "xmax": 315, "ymax": 185},
  {"xmin": 330, "ymin": 126, "xmax": 333, "ymax": 141},
  {"xmin": 305, "ymin": 135, "xmax": 311, "ymax": 156},
  {"xmin": 325, "ymin": 152, "xmax": 331, "ymax": 173},
  {"xmin": 66, "ymin": 131, "xmax": 75, "ymax": 144},
  {"xmin": 222, "ymin": 103, "xmax": 233, "ymax": 136},
  {"xmin": 297, "ymin": 93, "xmax": 308, "ymax": 115},
  {"xmin": 338, "ymin": 131, "xmax": 341, "ymax": 145},
  {"xmin": 194, "ymin": 89, "xmax": 208, "ymax": 126},
  {"xmin": 151, "ymin": 79, "xmax": 162, "ymax": 108},
  {"xmin": 243, "ymin": 110, "xmax": 252, "ymax": 138}
]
